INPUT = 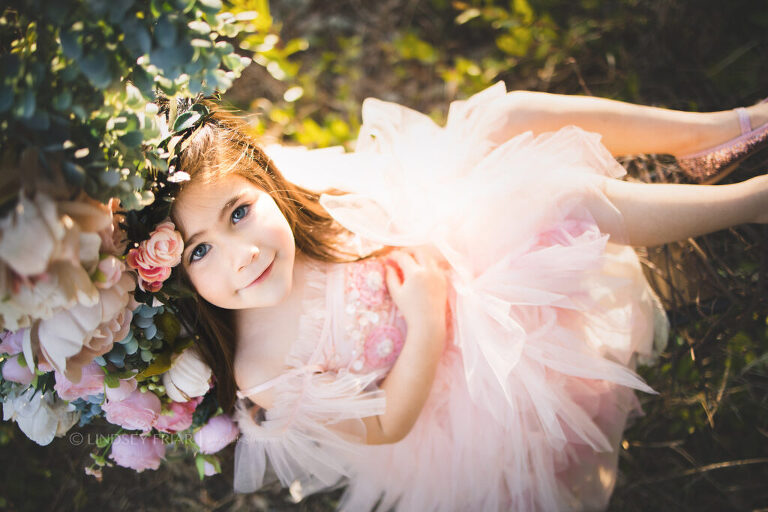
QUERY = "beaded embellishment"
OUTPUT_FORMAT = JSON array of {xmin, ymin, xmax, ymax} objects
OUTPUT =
[{"xmin": 342, "ymin": 258, "xmax": 407, "ymax": 373}]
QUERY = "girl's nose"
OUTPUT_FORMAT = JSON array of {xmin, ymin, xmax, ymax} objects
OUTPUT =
[{"xmin": 238, "ymin": 245, "xmax": 260, "ymax": 272}]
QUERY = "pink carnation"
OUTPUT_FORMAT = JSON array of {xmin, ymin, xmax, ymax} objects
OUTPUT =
[
  {"xmin": 102, "ymin": 389, "xmax": 162, "ymax": 432},
  {"xmin": 2, "ymin": 355, "xmax": 35, "ymax": 386},
  {"xmin": 126, "ymin": 220, "xmax": 183, "ymax": 292},
  {"xmin": 109, "ymin": 434, "xmax": 165, "ymax": 472},
  {"xmin": 54, "ymin": 362, "xmax": 105, "ymax": 401},
  {"xmin": 194, "ymin": 414, "xmax": 239, "ymax": 454},
  {"xmin": 154, "ymin": 398, "xmax": 201, "ymax": 433}
]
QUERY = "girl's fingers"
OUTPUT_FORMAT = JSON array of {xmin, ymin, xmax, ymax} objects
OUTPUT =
[
  {"xmin": 384, "ymin": 264, "xmax": 401, "ymax": 296},
  {"xmin": 387, "ymin": 250, "xmax": 418, "ymax": 275}
]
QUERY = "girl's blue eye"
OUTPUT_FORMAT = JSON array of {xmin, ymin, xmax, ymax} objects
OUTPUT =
[
  {"xmin": 232, "ymin": 204, "xmax": 249, "ymax": 223},
  {"xmin": 190, "ymin": 243, "xmax": 209, "ymax": 263}
]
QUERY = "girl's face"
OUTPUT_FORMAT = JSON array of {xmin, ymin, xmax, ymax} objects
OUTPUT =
[{"xmin": 174, "ymin": 173, "xmax": 296, "ymax": 310}]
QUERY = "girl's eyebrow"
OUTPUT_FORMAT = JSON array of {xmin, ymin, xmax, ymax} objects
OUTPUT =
[{"xmin": 184, "ymin": 192, "xmax": 245, "ymax": 248}]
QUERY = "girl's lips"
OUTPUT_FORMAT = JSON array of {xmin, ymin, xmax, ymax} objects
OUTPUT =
[{"xmin": 246, "ymin": 259, "xmax": 274, "ymax": 288}]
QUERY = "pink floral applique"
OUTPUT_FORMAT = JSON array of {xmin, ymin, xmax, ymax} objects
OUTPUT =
[
  {"xmin": 342, "ymin": 258, "xmax": 408, "ymax": 373},
  {"xmin": 363, "ymin": 325, "xmax": 404, "ymax": 368},
  {"xmin": 351, "ymin": 260, "xmax": 387, "ymax": 307}
]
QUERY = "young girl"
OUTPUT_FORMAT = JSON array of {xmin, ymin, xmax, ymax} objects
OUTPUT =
[{"xmin": 167, "ymin": 82, "xmax": 768, "ymax": 511}]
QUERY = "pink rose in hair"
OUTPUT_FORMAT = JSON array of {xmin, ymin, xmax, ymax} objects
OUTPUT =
[
  {"xmin": 126, "ymin": 220, "xmax": 183, "ymax": 292},
  {"xmin": 154, "ymin": 398, "xmax": 201, "ymax": 433},
  {"xmin": 54, "ymin": 362, "xmax": 105, "ymax": 401},
  {"xmin": 109, "ymin": 434, "xmax": 165, "ymax": 472},
  {"xmin": 194, "ymin": 414, "xmax": 239, "ymax": 454},
  {"xmin": 2, "ymin": 355, "xmax": 35, "ymax": 386},
  {"xmin": 102, "ymin": 389, "xmax": 162, "ymax": 431}
]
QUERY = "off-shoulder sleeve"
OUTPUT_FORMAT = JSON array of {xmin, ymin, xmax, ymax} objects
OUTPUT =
[{"xmin": 232, "ymin": 365, "xmax": 387, "ymax": 497}]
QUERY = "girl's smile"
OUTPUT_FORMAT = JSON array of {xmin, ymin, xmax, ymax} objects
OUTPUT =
[
  {"xmin": 173, "ymin": 173, "xmax": 297, "ymax": 310},
  {"xmin": 244, "ymin": 258, "xmax": 274, "ymax": 289}
]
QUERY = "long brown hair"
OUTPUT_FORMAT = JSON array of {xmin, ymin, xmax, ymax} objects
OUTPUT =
[{"xmin": 170, "ymin": 102, "xmax": 381, "ymax": 413}]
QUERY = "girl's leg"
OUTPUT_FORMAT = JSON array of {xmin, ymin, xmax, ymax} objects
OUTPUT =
[
  {"xmin": 588, "ymin": 175, "xmax": 768, "ymax": 247},
  {"xmin": 493, "ymin": 91, "xmax": 768, "ymax": 157}
]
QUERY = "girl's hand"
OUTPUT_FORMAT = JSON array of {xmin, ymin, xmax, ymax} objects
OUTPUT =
[{"xmin": 384, "ymin": 249, "xmax": 447, "ymax": 346}]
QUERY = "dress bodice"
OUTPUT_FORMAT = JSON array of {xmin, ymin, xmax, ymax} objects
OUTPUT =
[
  {"xmin": 321, "ymin": 257, "xmax": 407, "ymax": 374},
  {"xmin": 236, "ymin": 255, "xmax": 407, "ymax": 400}
]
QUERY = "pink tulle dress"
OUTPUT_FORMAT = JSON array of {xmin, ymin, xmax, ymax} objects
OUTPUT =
[{"xmin": 232, "ymin": 82, "xmax": 669, "ymax": 511}]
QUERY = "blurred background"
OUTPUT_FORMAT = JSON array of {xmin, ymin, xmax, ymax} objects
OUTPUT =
[{"xmin": 2, "ymin": 0, "xmax": 768, "ymax": 510}]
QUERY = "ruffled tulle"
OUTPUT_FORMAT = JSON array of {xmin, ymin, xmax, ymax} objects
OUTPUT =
[{"xmin": 232, "ymin": 81, "xmax": 670, "ymax": 511}]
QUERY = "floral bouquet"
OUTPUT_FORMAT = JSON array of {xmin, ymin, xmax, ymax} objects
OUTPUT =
[
  {"xmin": 0, "ymin": 0, "xmax": 280, "ymax": 481},
  {"xmin": 0, "ymin": 193, "xmax": 236, "ymax": 478}
]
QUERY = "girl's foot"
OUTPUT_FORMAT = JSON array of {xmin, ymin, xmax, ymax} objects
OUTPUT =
[{"xmin": 678, "ymin": 100, "xmax": 768, "ymax": 184}]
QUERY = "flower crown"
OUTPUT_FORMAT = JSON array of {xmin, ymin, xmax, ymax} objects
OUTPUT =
[{"xmin": 123, "ymin": 97, "xmax": 215, "ymax": 298}]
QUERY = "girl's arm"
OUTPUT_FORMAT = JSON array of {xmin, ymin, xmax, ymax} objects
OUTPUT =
[
  {"xmin": 361, "ymin": 322, "xmax": 445, "ymax": 444},
  {"xmin": 361, "ymin": 249, "xmax": 448, "ymax": 445}
]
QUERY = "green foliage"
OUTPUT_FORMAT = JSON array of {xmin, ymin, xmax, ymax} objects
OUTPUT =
[{"xmin": 0, "ymin": 0, "xmax": 261, "ymax": 212}]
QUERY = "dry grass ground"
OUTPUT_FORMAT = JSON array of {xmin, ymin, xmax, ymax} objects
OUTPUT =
[{"xmin": 2, "ymin": 0, "xmax": 768, "ymax": 510}]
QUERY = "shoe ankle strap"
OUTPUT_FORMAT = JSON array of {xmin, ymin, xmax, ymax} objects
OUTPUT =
[{"xmin": 735, "ymin": 107, "xmax": 751, "ymax": 134}]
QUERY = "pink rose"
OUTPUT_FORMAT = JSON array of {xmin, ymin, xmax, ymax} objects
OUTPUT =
[
  {"xmin": 102, "ymin": 389, "xmax": 162, "ymax": 431},
  {"xmin": 104, "ymin": 377, "xmax": 138, "ymax": 402},
  {"xmin": 109, "ymin": 434, "xmax": 165, "ymax": 472},
  {"xmin": 94, "ymin": 256, "xmax": 124, "ymax": 289},
  {"xmin": 125, "ymin": 220, "xmax": 182, "ymax": 292},
  {"xmin": 2, "ymin": 355, "xmax": 35, "ymax": 385},
  {"xmin": 194, "ymin": 414, "xmax": 239, "ymax": 454},
  {"xmin": 154, "ymin": 398, "xmax": 201, "ymax": 433},
  {"xmin": 98, "ymin": 198, "xmax": 128, "ymax": 256},
  {"xmin": 142, "ymin": 222, "xmax": 183, "ymax": 267},
  {"xmin": 54, "ymin": 362, "xmax": 105, "ymax": 400},
  {"xmin": 0, "ymin": 329, "xmax": 24, "ymax": 355}
]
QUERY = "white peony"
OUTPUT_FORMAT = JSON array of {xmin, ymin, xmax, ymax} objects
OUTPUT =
[
  {"xmin": 2, "ymin": 388, "xmax": 79, "ymax": 445},
  {"xmin": 163, "ymin": 348, "xmax": 212, "ymax": 402},
  {"xmin": 34, "ymin": 270, "xmax": 135, "ymax": 383},
  {"xmin": 0, "ymin": 192, "xmax": 64, "ymax": 276},
  {"xmin": 0, "ymin": 192, "xmax": 107, "ymax": 332}
]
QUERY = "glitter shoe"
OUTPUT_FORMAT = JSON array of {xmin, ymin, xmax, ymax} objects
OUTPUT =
[{"xmin": 677, "ymin": 101, "xmax": 768, "ymax": 184}]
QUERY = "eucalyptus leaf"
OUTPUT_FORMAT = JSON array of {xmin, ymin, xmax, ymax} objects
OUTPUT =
[
  {"xmin": 14, "ymin": 89, "xmax": 36, "ymax": 119},
  {"xmin": 108, "ymin": 0, "xmax": 133, "ymax": 23},
  {"xmin": 63, "ymin": 161, "xmax": 86, "ymax": 187},
  {"xmin": 123, "ymin": 21, "xmax": 152, "ymax": 56},
  {"xmin": 172, "ymin": 110, "xmax": 201, "ymax": 132},
  {"xmin": 0, "ymin": 54, "xmax": 21, "ymax": 78},
  {"xmin": 197, "ymin": 0, "xmax": 223, "ymax": 15},
  {"xmin": 52, "ymin": 90, "xmax": 72, "ymax": 110},
  {"xmin": 79, "ymin": 51, "xmax": 112, "ymax": 89},
  {"xmin": 195, "ymin": 454, "xmax": 206, "ymax": 480},
  {"xmin": 0, "ymin": 86, "xmax": 12, "ymax": 113},
  {"xmin": 130, "ymin": 67, "xmax": 154, "ymax": 96},
  {"xmin": 155, "ymin": 15, "xmax": 178, "ymax": 48},
  {"xmin": 120, "ymin": 130, "xmax": 144, "ymax": 147},
  {"xmin": 188, "ymin": 21, "xmax": 211, "ymax": 34},
  {"xmin": 22, "ymin": 111, "xmax": 50, "ymax": 131},
  {"xmin": 59, "ymin": 30, "xmax": 83, "ymax": 60},
  {"xmin": 104, "ymin": 374, "xmax": 120, "ymax": 388}
]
